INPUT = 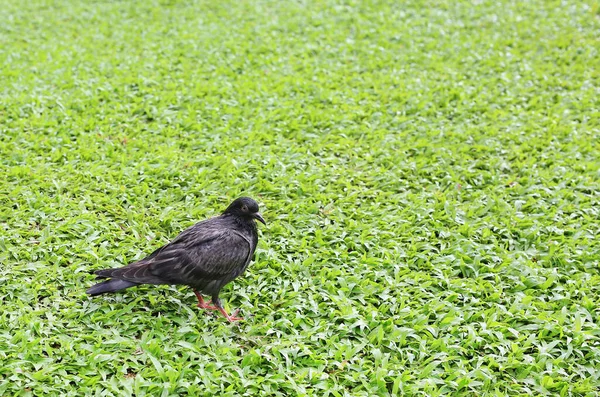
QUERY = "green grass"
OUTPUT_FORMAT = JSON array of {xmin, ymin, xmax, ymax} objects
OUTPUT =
[{"xmin": 1, "ymin": 0, "xmax": 599, "ymax": 395}]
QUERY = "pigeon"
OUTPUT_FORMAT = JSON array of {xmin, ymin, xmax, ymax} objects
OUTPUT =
[{"xmin": 86, "ymin": 197, "xmax": 265, "ymax": 322}]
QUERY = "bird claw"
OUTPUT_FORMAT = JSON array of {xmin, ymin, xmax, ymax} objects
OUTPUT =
[
  {"xmin": 197, "ymin": 302, "xmax": 218, "ymax": 311},
  {"xmin": 222, "ymin": 308, "xmax": 243, "ymax": 322},
  {"xmin": 194, "ymin": 291, "xmax": 218, "ymax": 310},
  {"xmin": 194, "ymin": 290, "xmax": 242, "ymax": 321}
]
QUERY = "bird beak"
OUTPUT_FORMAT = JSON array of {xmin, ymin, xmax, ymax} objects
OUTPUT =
[{"xmin": 253, "ymin": 212, "xmax": 266, "ymax": 225}]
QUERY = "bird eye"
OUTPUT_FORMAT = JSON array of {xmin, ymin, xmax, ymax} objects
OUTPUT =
[{"xmin": 241, "ymin": 205, "xmax": 248, "ymax": 212}]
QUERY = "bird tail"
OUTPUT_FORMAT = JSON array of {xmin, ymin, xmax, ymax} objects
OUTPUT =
[{"xmin": 86, "ymin": 279, "xmax": 138, "ymax": 296}]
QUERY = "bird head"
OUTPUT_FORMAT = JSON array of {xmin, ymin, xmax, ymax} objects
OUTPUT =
[{"xmin": 224, "ymin": 197, "xmax": 266, "ymax": 225}]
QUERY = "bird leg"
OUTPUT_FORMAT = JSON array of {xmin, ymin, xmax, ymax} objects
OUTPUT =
[
  {"xmin": 212, "ymin": 296, "xmax": 243, "ymax": 322},
  {"xmin": 194, "ymin": 290, "xmax": 218, "ymax": 310}
]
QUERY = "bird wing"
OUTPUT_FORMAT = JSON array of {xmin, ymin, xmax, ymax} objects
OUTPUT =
[
  {"xmin": 98, "ymin": 224, "xmax": 253, "ymax": 286},
  {"xmin": 150, "ymin": 227, "xmax": 253, "ymax": 284}
]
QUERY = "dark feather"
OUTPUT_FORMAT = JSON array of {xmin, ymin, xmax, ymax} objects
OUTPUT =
[{"xmin": 86, "ymin": 279, "xmax": 138, "ymax": 296}]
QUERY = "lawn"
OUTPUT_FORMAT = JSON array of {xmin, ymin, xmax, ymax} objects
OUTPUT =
[{"xmin": 1, "ymin": 0, "xmax": 599, "ymax": 395}]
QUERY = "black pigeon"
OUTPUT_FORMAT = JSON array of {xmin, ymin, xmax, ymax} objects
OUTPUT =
[{"xmin": 86, "ymin": 197, "xmax": 265, "ymax": 322}]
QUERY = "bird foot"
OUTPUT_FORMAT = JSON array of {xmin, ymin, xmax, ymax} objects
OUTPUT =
[
  {"xmin": 220, "ymin": 308, "xmax": 243, "ymax": 322},
  {"xmin": 194, "ymin": 291, "xmax": 218, "ymax": 310},
  {"xmin": 194, "ymin": 290, "xmax": 242, "ymax": 321},
  {"xmin": 197, "ymin": 301, "xmax": 219, "ymax": 310}
]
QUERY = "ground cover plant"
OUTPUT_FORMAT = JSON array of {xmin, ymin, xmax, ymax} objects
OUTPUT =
[{"xmin": 0, "ymin": 0, "xmax": 599, "ymax": 395}]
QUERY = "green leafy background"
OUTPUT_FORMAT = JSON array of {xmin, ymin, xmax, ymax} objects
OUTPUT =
[{"xmin": 0, "ymin": 0, "xmax": 599, "ymax": 395}]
